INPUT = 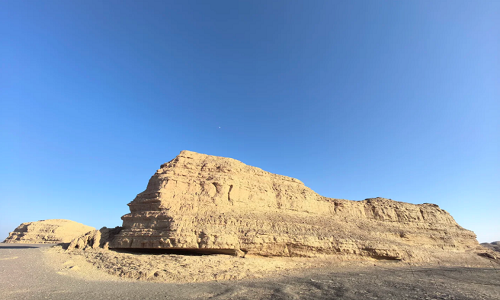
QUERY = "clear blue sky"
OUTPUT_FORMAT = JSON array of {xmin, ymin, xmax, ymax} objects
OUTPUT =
[{"xmin": 1, "ymin": 1, "xmax": 498, "ymax": 243}]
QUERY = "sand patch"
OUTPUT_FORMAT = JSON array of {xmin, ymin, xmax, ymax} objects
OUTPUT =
[
  {"xmin": 0, "ymin": 256, "xmax": 19, "ymax": 261},
  {"xmin": 43, "ymin": 245, "xmax": 497, "ymax": 284},
  {"xmin": 0, "ymin": 256, "xmax": 19, "ymax": 260},
  {"xmin": 43, "ymin": 246, "xmax": 126, "ymax": 282},
  {"xmin": 45, "ymin": 245, "xmax": 320, "ymax": 282},
  {"xmin": 45, "ymin": 245, "xmax": 384, "ymax": 283}
]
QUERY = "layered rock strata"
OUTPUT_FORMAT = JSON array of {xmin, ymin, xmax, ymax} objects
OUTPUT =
[
  {"xmin": 3, "ymin": 219, "xmax": 94, "ymax": 244},
  {"xmin": 110, "ymin": 150, "xmax": 478, "ymax": 259}
]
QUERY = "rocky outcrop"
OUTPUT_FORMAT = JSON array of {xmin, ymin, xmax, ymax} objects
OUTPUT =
[
  {"xmin": 3, "ymin": 219, "xmax": 95, "ymax": 244},
  {"xmin": 481, "ymin": 242, "xmax": 500, "ymax": 253},
  {"xmin": 110, "ymin": 150, "xmax": 478, "ymax": 260},
  {"xmin": 67, "ymin": 227, "xmax": 122, "ymax": 250}
]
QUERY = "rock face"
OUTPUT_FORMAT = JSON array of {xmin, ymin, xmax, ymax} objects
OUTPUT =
[
  {"xmin": 3, "ymin": 219, "xmax": 95, "ymax": 244},
  {"xmin": 67, "ymin": 227, "xmax": 123, "ymax": 251},
  {"xmin": 110, "ymin": 150, "xmax": 478, "ymax": 259}
]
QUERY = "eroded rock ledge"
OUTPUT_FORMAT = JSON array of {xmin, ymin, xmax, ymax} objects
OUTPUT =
[{"xmin": 108, "ymin": 150, "xmax": 478, "ymax": 260}]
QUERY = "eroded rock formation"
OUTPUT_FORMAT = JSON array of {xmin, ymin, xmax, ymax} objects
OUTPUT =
[
  {"xmin": 110, "ymin": 150, "xmax": 478, "ymax": 259},
  {"xmin": 67, "ymin": 227, "xmax": 122, "ymax": 250},
  {"xmin": 3, "ymin": 219, "xmax": 94, "ymax": 244},
  {"xmin": 481, "ymin": 242, "xmax": 500, "ymax": 253}
]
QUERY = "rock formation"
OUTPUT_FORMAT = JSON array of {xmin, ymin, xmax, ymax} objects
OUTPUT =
[
  {"xmin": 67, "ymin": 227, "xmax": 122, "ymax": 250},
  {"xmin": 110, "ymin": 150, "xmax": 478, "ymax": 260},
  {"xmin": 3, "ymin": 219, "xmax": 94, "ymax": 244},
  {"xmin": 481, "ymin": 242, "xmax": 500, "ymax": 253}
]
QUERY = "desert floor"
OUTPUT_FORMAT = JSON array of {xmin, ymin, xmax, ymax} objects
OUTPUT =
[{"xmin": 1, "ymin": 243, "xmax": 499, "ymax": 300}]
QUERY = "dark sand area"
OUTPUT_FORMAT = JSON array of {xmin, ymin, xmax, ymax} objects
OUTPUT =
[{"xmin": 1, "ymin": 244, "xmax": 499, "ymax": 300}]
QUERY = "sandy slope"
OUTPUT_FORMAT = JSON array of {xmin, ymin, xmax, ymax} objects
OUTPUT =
[{"xmin": 1, "ymin": 243, "xmax": 499, "ymax": 300}]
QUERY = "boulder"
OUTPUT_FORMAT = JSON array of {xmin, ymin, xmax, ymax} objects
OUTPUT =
[{"xmin": 110, "ymin": 150, "xmax": 478, "ymax": 259}]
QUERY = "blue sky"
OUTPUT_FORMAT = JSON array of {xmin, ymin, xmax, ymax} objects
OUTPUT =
[{"xmin": 1, "ymin": 1, "xmax": 498, "ymax": 243}]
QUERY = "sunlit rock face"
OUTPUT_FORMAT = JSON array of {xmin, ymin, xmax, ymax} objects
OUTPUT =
[
  {"xmin": 4, "ymin": 219, "xmax": 94, "ymax": 244},
  {"xmin": 110, "ymin": 150, "xmax": 478, "ymax": 259}
]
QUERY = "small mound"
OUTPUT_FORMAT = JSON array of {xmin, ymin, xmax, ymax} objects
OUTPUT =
[{"xmin": 3, "ymin": 219, "xmax": 95, "ymax": 244}]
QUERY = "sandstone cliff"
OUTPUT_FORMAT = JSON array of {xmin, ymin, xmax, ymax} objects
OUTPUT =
[
  {"xmin": 110, "ymin": 150, "xmax": 478, "ymax": 260},
  {"xmin": 4, "ymin": 219, "xmax": 95, "ymax": 244}
]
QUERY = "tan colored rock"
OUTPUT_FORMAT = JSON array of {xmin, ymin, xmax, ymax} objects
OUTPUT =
[
  {"xmin": 110, "ymin": 150, "xmax": 478, "ymax": 260},
  {"xmin": 67, "ymin": 227, "xmax": 122, "ymax": 251},
  {"xmin": 3, "ymin": 219, "xmax": 94, "ymax": 244},
  {"xmin": 477, "ymin": 241, "xmax": 500, "ymax": 260},
  {"xmin": 481, "ymin": 241, "xmax": 500, "ymax": 253}
]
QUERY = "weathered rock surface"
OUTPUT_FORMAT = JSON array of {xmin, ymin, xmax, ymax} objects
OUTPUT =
[
  {"xmin": 67, "ymin": 227, "xmax": 123, "ymax": 251},
  {"xmin": 3, "ymin": 219, "xmax": 94, "ymax": 244},
  {"xmin": 481, "ymin": 241, "xmax": 500, "ymax": 253},
  {"xmin": 110, "ymin": 150, "xmax": 478, "ymax": 260}
]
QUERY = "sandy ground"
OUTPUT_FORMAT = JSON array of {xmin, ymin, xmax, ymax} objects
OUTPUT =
[
  {"xmin": 1, "ymin": 243, "xmax": 500, "ymax": 300},
  {"xmin": 46, "ymin": 246, "xmax": 317, "ymax": 282}
]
